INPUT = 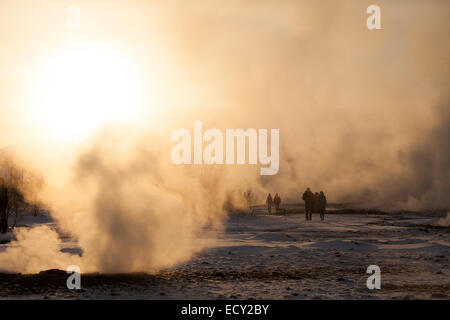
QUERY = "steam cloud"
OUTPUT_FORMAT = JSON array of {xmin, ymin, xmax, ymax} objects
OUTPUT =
[{"xmin": 0, "ymin": 0, "xmax": 449, "ymax": 273}]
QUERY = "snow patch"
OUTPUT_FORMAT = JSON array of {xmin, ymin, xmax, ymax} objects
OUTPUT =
[{"xmin": 435, "ymin": 212, "xmax": 450, "ymax": 227}]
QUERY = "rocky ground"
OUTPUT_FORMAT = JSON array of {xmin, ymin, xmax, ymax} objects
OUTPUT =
[{"xmin": 0, "ymin": 208, "xmax": 449, "ymax": 299}]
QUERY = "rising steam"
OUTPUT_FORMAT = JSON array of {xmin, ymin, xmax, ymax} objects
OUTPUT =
[{"xmin": 0, "ymin": 0, "xmax": 449, "ymax": 273}]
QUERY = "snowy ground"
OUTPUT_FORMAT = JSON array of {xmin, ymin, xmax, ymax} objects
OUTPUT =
[{"xmin": 0, "ymin": 206, "xmax": 449, "ymax": 299}]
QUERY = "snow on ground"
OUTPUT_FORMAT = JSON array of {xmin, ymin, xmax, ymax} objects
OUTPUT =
[
  {"xmin": 0, "ymin": 212, "xmax": 52, "ymax": 243},
  {"xmin": 0, "ymin": 207, "xmax": 449, "ymax": 299}
]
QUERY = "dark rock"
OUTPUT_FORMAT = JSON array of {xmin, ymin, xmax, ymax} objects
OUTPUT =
[
  {"xmin": 39, "ymin": 269, "xmax": 66, "ymax": 276},
  {"xmin": 431, "ymin": 293, "xmax": 448, "ymax": 299}
]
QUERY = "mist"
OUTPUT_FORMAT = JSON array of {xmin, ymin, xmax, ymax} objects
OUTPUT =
[{"xmin": 0, "ymin": 0, "xmax": 449, "ymax": 273}]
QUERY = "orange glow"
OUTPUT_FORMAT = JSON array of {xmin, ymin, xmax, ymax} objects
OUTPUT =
[{"xmin": 29, "ymin": 44, "xmax": 143, "ymax": 142}]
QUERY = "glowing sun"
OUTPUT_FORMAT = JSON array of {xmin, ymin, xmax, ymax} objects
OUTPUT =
[{"xmin": 30, "ymin": 44, "xmax": 142, "ymax": 142}]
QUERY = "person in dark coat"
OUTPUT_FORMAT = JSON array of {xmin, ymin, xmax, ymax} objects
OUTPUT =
[
  {"xmin": 313, "ymin": 192, "xmax": 320, "ymax": 216},
  {"xmin": 302, "ymin": 188, "xmax": 314, "ymax": 220},
  {"xmin": 273, "ymin": 193, "xmax": 281, "ymax": 213},
  {"xmin": 319, "ymin": 191, "xmax": 327, "ymax": 221},
  {"xmin": 266, "ymin": 193, "xmax": 273, "ymax": 214}
]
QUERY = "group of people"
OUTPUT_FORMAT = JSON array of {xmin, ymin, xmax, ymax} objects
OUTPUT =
[
  {"xmin": 302, "ymin": 188, "xmax": 327, "ymax": 221},
  {"xmin": 265, "ymin": 187, "xmax": 327, "ymax": 221},
  {"xmin": 265, "ymin": 193, "xmax": 281, "ymax": 214}
]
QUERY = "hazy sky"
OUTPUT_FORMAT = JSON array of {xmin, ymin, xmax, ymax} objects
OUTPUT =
[
  {"xmin": 0, "ymin": 0, "xmax": 449, "ymax": 208},
  {"xmin": 0, "ymin": 0, "xmax": 449, "ymax": 273}
]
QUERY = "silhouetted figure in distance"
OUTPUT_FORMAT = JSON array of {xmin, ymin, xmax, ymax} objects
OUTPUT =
[
  {"xmin": 313, "ymin": 192, "xmax": 320, "ymax": 218},
  {"xmin": 266, "ymin": 193, "xmax": 273, "ymax": 215},
  {"xmin": 302, "ymin": 187, "xmax": 314, "ymax": 220},
  {"xmin": 319, "ymin": 191, "xmax": 327, "ymax": 221}
]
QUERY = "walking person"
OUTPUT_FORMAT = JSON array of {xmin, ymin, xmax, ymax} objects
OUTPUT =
[
  {"xmin": 319, "ymin": 191, "xmax": 327, "ymax": 221},
  {"xmin": 302, "ymin": 187, "xmax": 314, "ymax": 221},
  {"xmin": 273, "ymin": 193, "xmax": 281, "ymax": 214},
  {"xmin": 266, "ymin": 193, "xmax": 273, "ymax": 215},
  {"xmin": 313, "ymin": 192, "xmax": 320, "ymax": 220}
]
